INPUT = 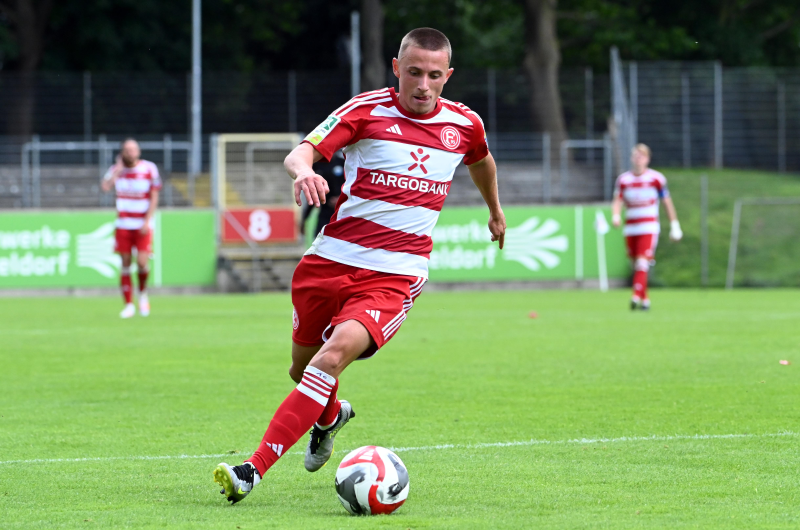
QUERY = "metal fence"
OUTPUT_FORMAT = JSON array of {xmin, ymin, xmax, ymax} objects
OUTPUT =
[
  {"xmin": 617, "ymin": 60, "xmax": 800, "ymax": 172},
  {"xmin": 1, "ymin": 60, "xmax": 798, "ymax": 210}
]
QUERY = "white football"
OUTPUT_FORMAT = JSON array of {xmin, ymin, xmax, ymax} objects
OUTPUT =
[{"xmin": 334, "ymin": 445, "xmax": 410, "ymax": 515}]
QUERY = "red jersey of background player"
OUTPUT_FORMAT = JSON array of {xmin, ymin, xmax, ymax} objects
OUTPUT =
[{"xmin": 108, "ymin": 159, "xmax": 162, "ymax": 233}]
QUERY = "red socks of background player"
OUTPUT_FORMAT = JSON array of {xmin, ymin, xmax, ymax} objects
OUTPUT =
[
  {"xmin": 120, "ymin": 267, "xmax": 133, "ymax": 304},
  {"xmin": 633, "ymin": 258, "xmax": 649, "ymax": 301},
  {"xmin": 246, "ymin": 366, "xmax": 340, "ymax": 477},
  {"xmin": 138, "ymin": 267, "xmax": 149, "ymax": 293}
]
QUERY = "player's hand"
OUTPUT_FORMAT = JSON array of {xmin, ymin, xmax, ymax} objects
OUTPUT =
[
  {"xmin": 488, "ymin": 210, "xmax": 506, "ymax": 250},
  {"xmin": 139, "ymin": 225, "xmax": 149, "ymax": 236},
  {"xmin": 294, "ymin": 171, "xmax": 329, "ymax": 208},
  {"xmin": 612, "ymin": 213, "xmax": 621, "ymax": 228},
  {"xmin": 669, "ymin": 220, "xmax": 683, "ymax": 241}
]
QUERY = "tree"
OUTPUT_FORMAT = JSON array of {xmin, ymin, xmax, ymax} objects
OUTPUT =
[
  {"xmin": 522, "ymin": 0, "xmax": 567, "ymax": 139},
  {"xmin": 0, "ymin": 0, "xmax": 54, "ymax": 135},
  {"xmin": 361, "ymin": 0, "xmax": 386, "ymax": 91}
]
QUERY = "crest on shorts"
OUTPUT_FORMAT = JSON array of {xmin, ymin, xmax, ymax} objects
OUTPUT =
[{"xmin": 292, "ymin": 307, "xmax": 300, "ymax": 330}]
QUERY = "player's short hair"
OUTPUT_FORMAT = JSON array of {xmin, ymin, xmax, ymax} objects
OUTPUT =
[
  {"xmin": 121, "ymin": 137, "xmax": 138, "ymax": 149},
  {"xmin": 398, "ymin": 28, "xmax": 452, "ymax": 65},
  {"xmin": 632, "ymin": 143, "xmax": 651, "ymax": 158}
]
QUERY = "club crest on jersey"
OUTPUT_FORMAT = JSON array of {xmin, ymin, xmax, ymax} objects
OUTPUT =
[
  {"xmin": 440, "ymin": 126, "xmax": 461, "ymax": 150},
  {"xmin": 305, "ymin": 115, "xmax": 340, "ymax": 146}
]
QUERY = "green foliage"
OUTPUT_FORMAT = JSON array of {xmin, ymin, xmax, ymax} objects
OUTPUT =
[{"xmin": 1, "ymin": 291, "xmax": 799, "ymax": 527}]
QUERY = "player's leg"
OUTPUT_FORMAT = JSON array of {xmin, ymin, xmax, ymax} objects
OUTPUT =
[
  {"xmin": 638, "ymin": 234, "xmax": 658, "ymax": 310},
  {"xmin": 625, "ymin": 235, "xmax": 640, "ymax": 309},
  {"xmin": 135, "ymin": 230, "xmax": 152, "ymax": 317},
  {"xmin": 118, "ymin": 247, "xmax": 135, "ymax": 319},
  {"xmin": 214, "ymin": 321, "xmax": 371, "ymax": 504}
]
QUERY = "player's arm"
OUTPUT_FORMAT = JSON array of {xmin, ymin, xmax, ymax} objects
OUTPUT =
[
  {"xmin": 467, "ymin": 153, "xmax": 506, "ymax": 249},
  {"xmin": 663, "ymin": 196, "xmax": 682, "ymax": 241},
  {"xmin": 285, "ymin": 143, "xmax": 329, "ymax": 208},
  {"xmin": 141, "ymin": 188, "xmax": 159, "ymax": 235},
  {"xmin": 101, "ymin": 155, "xmax": 124, "ymax": 192},
  {"xmin": 611, "ymin": 195, "xmax": 623, "ymax": 228}
]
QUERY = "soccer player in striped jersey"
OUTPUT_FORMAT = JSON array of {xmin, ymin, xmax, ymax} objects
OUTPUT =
[
  {"xmin": 611, "ymin": 144, "xmax": 682, "ymax": 310},
  {"xmin": 101, "ymin": 138, "xmax": 161, "ymax": 318},
  {"xmin": 213, "ymin": 27, "xmax": 506, "ymax": 504}
]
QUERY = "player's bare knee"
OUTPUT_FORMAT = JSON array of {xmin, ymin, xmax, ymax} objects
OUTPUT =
[{"xmin": 309, "ymin": 349, "xmax": 346, "ymax": 377}]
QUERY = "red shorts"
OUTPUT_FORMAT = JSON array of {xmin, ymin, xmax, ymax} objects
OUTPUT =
[
  {"xmin": 115, "ymin": 228, "xmax": 152, "ymax": 254},
  {"xmin": 291, "ymin": 254, "xmax": 426, "ymax": 359},
  {"xmin": 625, "ymin": 233, "xmax": 658, "ymax": 260}
]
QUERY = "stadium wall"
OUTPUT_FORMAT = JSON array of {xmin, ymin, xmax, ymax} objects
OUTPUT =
[{"xmin": 0, "ymin": 209, "xmax": 216, "ymax": 289}]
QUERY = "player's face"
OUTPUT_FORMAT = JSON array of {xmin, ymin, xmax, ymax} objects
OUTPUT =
[
  {"xmin": 631, "ymin": 149, "xmax": 650, "ymax": 172},
  {"xmin": 392, "ymin": 46, "xmax": 453, "ymax": 115},
  {"xmin": 121, "ymin": 141, "xmax": 141, "ymax": 167}
]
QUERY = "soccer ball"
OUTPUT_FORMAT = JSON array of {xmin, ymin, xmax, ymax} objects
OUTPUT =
[{"xmin": 334, "ymin": 445, "xmax": 410, "ymax": 515}]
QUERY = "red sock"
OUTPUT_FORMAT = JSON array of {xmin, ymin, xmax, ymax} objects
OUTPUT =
[
  {"xmin": 121, "ymin": 269, "xmax": 132, "ymax": 304},
  {"xmin": 138, "ymin": 267, "xmax": 149, "ymax": 293},
  {"xmin": 246, "ymin": 366, "xmax": 336, "ymax": 477},
  {"xmin": 316, "ymin": 380, "xmax": 341, "ymax": 428},
  {"xmin": 633, "ymin": 258, "xmax": 649, "ymax": 300}
]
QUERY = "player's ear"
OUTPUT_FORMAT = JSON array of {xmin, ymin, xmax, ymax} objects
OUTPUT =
[
  {"xmin": 392, "ymin": 58, "xmax": 400, "ymax": 78},
  {"xmin": 444, "ymin": 68, "xmax": 454, "ymax": 83}
]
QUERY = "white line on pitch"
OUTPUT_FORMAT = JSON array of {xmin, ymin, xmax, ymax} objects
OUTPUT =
[{"xmin": 0, "ymin": 431, "xmax": 795, "ymax": 466}]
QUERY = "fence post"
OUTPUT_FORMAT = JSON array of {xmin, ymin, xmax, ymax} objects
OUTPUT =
[
  {"xmin": 163, "ymin": 134, "xmax": 173, "ymax": 206},
  {"xmin": 682, "ymin": 72, "xmax": 691, "ymax": 168},
  {"xmin": 700, "ymin": 174, "xmax": 709, "ymax": 287},
  {"xmin": 603, "ymin": 133, "xmax": 612, "ymax": 200},
  {"xmin": 585, "ymin": 67, "xmax": 594, "ymax": 163},
  {"xmin": 559, "ymin": 140, "xmax": 568, "ymax": 202},
  {"xmin": 288, "ymin": 71, "xmax": 297, "ymax": 132},
  {"xmin": 725, "ymin": 199, "xmax": 743, "ymax": 290},
  {"xmin": 487, "ymin": 68, "xmax": 497, "ymax": 144},
  {"xmin": 542, "ymin": 133, "xmax": 551, "ymax": 203},
  {"xmin": 714, "ymin": 61, "xmax": 723, "ymax": 169},
  {"xmin": 83, "ymin": 72, "xmax": 92, "ymax": 165},
  {"xmin": 350, "ymin": 11, "xmax": 361, "ymax": 97},
  {"xmin": 21, "ymin": 143, "xmax": 31, "ymax": 207},
  {"xmin": 32, "ymin": 135, "xmax": 41, "ymax": 208},
  {"xmin": 210, "ymin": 134, "xmax": 220, "ymax": 245},
  {"xmin": 629, "ymin": 61, "xmax": 638, "ymax": 145},
  {"xmin": 777, "ymin": 82, "xmax": 786, "ymax": 173}
]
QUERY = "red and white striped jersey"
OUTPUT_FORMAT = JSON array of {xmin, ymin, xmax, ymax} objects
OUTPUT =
[
  {"xmin": 303, "ymin": 87, "xmax": 489, "ymax": 278},
  {"xmin": 614, "ymin": 169, "xmax": 669, "ymax": 236},
  {"xmin": 106, "ymin": 160, "xmax": 162, "ymax": 230}
]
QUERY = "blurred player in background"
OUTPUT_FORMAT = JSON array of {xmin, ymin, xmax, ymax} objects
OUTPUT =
[
  {"xmin": 612, "ymin": 143, "xmax": 682, "ymax": 310},
  {"xmin": 300, "ymin": 150, "xmax": 346, "ymax": 238},
  {"xmin": 101, "ymin": 138, "xmax": 161, "ymax": 318},
  {"xmin": 213, "ymin": 27, "xmax": 506, "ymax": 505}
]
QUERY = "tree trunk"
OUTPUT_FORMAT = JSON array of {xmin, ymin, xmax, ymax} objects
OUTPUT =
[
  {"xmin": 3, "ymin": 0, "xmax": 54, "ymax": 136},
  {"xmin": 360, "ymin": 0, "xmax": 385, "ymax": 91},
  {"xmin": 522, "ymin": 0, "xmax": 567, "ymax": 139}
]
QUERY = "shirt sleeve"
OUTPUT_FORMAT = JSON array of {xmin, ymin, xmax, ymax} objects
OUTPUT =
[
  {"xmin": 613, "ymin": 175, "xmax": 623, "ymax": 198},
  {"xmin": 149, "ymin": 162, "xmax": 162, "ymax": 190},
  {"xmin": 656, "ymin": 173, "xmax": 669, "ymax": 198},
  {"xmin": 462, "ymin": 113, "xmax": 490, "ymax": 166},
  {"xmin": 102, "ymin": 165, "xmax": 116, "ymax": 181},
  {"xmin": 302, "ymin": 108, "xmax": 363, "ymax": 161}
]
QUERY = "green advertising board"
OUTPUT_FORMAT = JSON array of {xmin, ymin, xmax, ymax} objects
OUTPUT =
[
  {"xmin": 430, "ymin": 205, "xmax": 628, "ymax": 282},
  {"xmin": 0, "ymin": 210, "xmax": 216, "ymax": 288}
]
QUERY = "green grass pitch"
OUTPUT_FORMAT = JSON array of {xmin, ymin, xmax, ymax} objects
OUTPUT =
[{"xmin": 1, "ymin": 290, "xmax": 798, "ymax": 528}]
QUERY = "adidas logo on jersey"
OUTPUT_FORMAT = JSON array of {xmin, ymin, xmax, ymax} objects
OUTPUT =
[
  {"xmin": 267, "ymin": 443, "xmax": 284, "ymax": 456},
  {"xmin": 386, "ymin": 124, "xmax": 403, "ymax": 135},
  {"xmin": 366, "ymin": 310, "xmax": 381, "ymax": 323}
]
